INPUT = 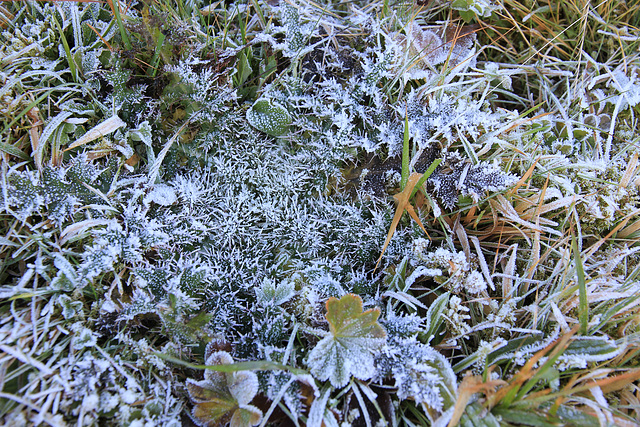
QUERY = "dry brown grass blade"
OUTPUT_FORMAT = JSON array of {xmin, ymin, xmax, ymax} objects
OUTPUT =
[
  {"xmin": 0, "ymin": 5, "xmax": 14, "ymax": 29},
  {"xmin": 508, "ymin": 159, "xmax": 538, "ymax": 195},
  {"xmin": 375, "ymin": 173, "xmax": 429, "ymax": 271},
  {"xmin": 618, "ymin": 149, "xmax": 638, "ymax": 189},
  {"xmin": 550, "ymin": 368, "xmax": 640, "ymax": 415},
  {"xmin": 584, "ymin": 207, "xmax": 640, "ymax": 261},
  {"xmin": 447, "ymin": 374, "xmax": 506, "ymax": 427},
  {"xmin": 65, "ymin": 115, "xmax": 126, "ymax": 151},
  {"xmin": 453, "ymin": 214, "xmax": 471, "ymax": 260},
  {"xmin": 618, "ymin": 218, "xmax": 640, "ymax": 239},
  {"xmin": 585, "ymin": 369, "xmax": 640, "ymax": 395},
  {"xmin": 524, "ymin": 175, "xmax": 549, "ymax": 281},
  {"xmin": 86, "ymin": 22, "xmax": 114, "ymax": 51},
  {"xmin": 501, "ymin": 111, "xmax": 554, "ymax": 135},
  {"xmin": 26, "ymin": 107, "xmax": 43, "ymax": 170},
  {"xmin": 475, "ymin": 225, "xmax": 535, "ymax": 240},
  {"xmin": 492, "ymin": 194, "xmax": 564, "ymax": 240}
]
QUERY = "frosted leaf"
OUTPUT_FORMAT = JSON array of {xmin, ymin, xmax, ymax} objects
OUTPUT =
[
  {"xmin": 118, "ymin": 290, "xmax": 157, "ymax": 321},
  {"xmin": 255, "ymin": 278, "xmax": 295, "ymax": 306},
  {"xmin": 51, "ymin": 253, "xmax": 79, "ymax": 291},
  {"xmin": 382, "ymin": 312, "xmax": 423, "ymax": 338},
  {"xmin": 375, "ymin": 337, "xmax": 457, "ymax": 416},
  {"xmin": 402, "ymin": 22, "xmax": 447, "ymax": 67},
  {"xmin": 464, "ymin": 270, "xmax": 487, "ymax": 294},
  {"xmin": 228, "ymin": 371, "xmax": 260, "ymax": 407},
  {"xmin": 306, "ymin": 294, "xmax": 386, "ymax": 387},
  {"xmin": 428, "ymin": 157, "xmax": 517, "ymax": 210},
  {"xmin": 246, "ymin": 99, "xmax": 291, "ymax": 137},
  {"xmin": 187, "ymin": 351, "xmax": 263, "ymax": 427},
  {"xmin": 312, "ymin": 274, "xmax": 346, "ymax": 298},
  {"xmin": 129, "ymin": 120, "xmax": 153, "ymax": 146},
  {"xmin": 281, "ymin": 5, "xmax": 305, "ymax": 56},
  {"xmin": 265, "ymin": 372, "xmax": 312, "ymax": 420},
  {"xmin": 71, "ymin": 325, "xmax": 98, "ymax": 350},
  {"xmin": 307, "ymin": 387, "xmax": 336, "ymax": 427},
  {"xmin": 57, "ymin": 294, "xmax": 83, "ymax": 319},
  {"xmin": 391, "ymin": 22, "xmax": 477, "ymax": 82},
  {"xmin": 144, "ymin": 184, "xmax": 177, "ymax": 206}
]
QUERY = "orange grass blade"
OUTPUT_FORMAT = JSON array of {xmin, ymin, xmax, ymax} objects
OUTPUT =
[
  {"xmin": 447, "ymin": 375, "xmax": 506, "ymax": 427},
  {"xmin": 375, "ymin": 173, "xmax": 428, "ymax": 271}
]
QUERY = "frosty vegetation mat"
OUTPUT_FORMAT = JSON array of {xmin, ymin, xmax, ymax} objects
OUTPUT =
[{"xmin": 1, "ymin": 0, "xmax": 640, "ymax": 426}]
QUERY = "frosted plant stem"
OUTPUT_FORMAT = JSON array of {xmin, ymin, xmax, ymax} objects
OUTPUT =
[
  {"xmin": 604, "ymin": 95, "xmax": 623, "ymax": 161},
  {"xmin": 147, "ymin": 120, "xmax": 190, "ymax": 185}
]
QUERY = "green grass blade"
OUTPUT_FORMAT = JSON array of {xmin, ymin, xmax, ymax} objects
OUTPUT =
[
  {"xmin": 0, "ymin": 138, "xmax": 30, "ymax": 160},
  {"xmin": 572, "ymin": 233, "xmax": 588, "ymax": 334},
  {"xmin": 1, "ymin": 85, "xmax": 75, "ymax": 137},
  {"xmin": 411, "ymin": 158, "xmax": 442, "ymax": 199},
  {"xmin": 51, "ymin": 16, "xmax": 77, "ymax": 83},
  {"xmin": 147, "ymin": 31, "xmax": 166, "ymax": 77},
  {"xmin": 155, "ymin": 352, "xmax": 309, "ymax": 375},
  {"xmin": 514, "ymin": 340, "xmax": 571, "ymax": 403},
  {"xmin": 400, "ymin": 111, "xmax": 410, "ymax": 190}
]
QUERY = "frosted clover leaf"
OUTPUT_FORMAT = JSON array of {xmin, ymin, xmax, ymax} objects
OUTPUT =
[
  {"xmin": 255, "ymin": 278, "xmax": 295, "ymax": 307},
  {"xmin": 246, "ymin": 99, "xmax": 291, "ymax": 137},
  {"xmin": 186, "ymin": 351, "xmax": 263, "ymax": 427},
  {"xmin": 306, "ymin": 294, "xmax": 386, "ymax": 388}
]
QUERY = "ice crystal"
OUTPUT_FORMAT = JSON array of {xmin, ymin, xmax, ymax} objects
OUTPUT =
[
  {"xmin": 443, "ymin": 295, "xmax": 472, "ymax": 340},
  {"xmin": 390, "ymin": 21, "xmax": 477, "ymax": 83},
  {"xmin": 5, "ymin": 1, "xmax": 638, "ymax": 425},
  {"xmin": 375, "ymin": 324, "xmax": 457, "ymax": 416},
  {"xmin": 3, "ymin": 155, "xmax": 115, "ymax": 224},
  {"xmin": 411, "ymin": 246, "xmax": 488, "ymax": 294}
]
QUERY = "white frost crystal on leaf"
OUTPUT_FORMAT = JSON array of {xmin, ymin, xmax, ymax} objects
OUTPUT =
[
  {"xmin": 144, "ymin": 184, "xmax": 177, "ymax": 206},
  {"xmin": 187, "ymin": 351, "xmax": 263, "ymax": 427},
  {"xmin": 306, "ymin": 294, "xmax": 386, "ymax": 388},
  {"xmin": 246, "ymin": 99, "xmax": 291, "ymax": 137},
  {"xmin": 375, "ymin": 322, "xmax": 457, "ymax": 418},
  {"xmin": 411, "ymin": 246, "xmax": 488, "ymax": 294},
  {"xmin": 256, "ymin": 278, "xmax": 295, "ymax": 306}
]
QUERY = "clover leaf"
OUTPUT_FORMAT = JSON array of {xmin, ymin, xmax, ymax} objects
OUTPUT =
[{"xmin": 306, "ymin": 294, "xmax": 386, "ymax": 388}]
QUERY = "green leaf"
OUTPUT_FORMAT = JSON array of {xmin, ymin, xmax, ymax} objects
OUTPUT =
[
  {"xmin": 460, "ymin": 402, "xmax": 501, "ymax": 427},
  {"xmin": 246, "ymin": 99, "xmax": 291, "ymax": 137},
  {"xmin": 0, "ymin": 138, "xmax": 30, "ymax": 160},
  {"xmin": 306, "ymin": 294, "xmax": 386, "ymax": 388},
  {"xmin": 235, "ymin": 50, "xmax": 253, "ymax": 87},
  {"xmin": 156, "ymin": 353, "xmax": 309, "ymax": 375},
  {"xmin": 326, "ymin": 294, "xmax": 385, "ymax": 339},
  {"xmin": 129, "ymin": 121, "xmax": 153, "ymax": 147},
  {"xmin": 491, "ymin": 407, "xmax": 557, "ymax": 427}
]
